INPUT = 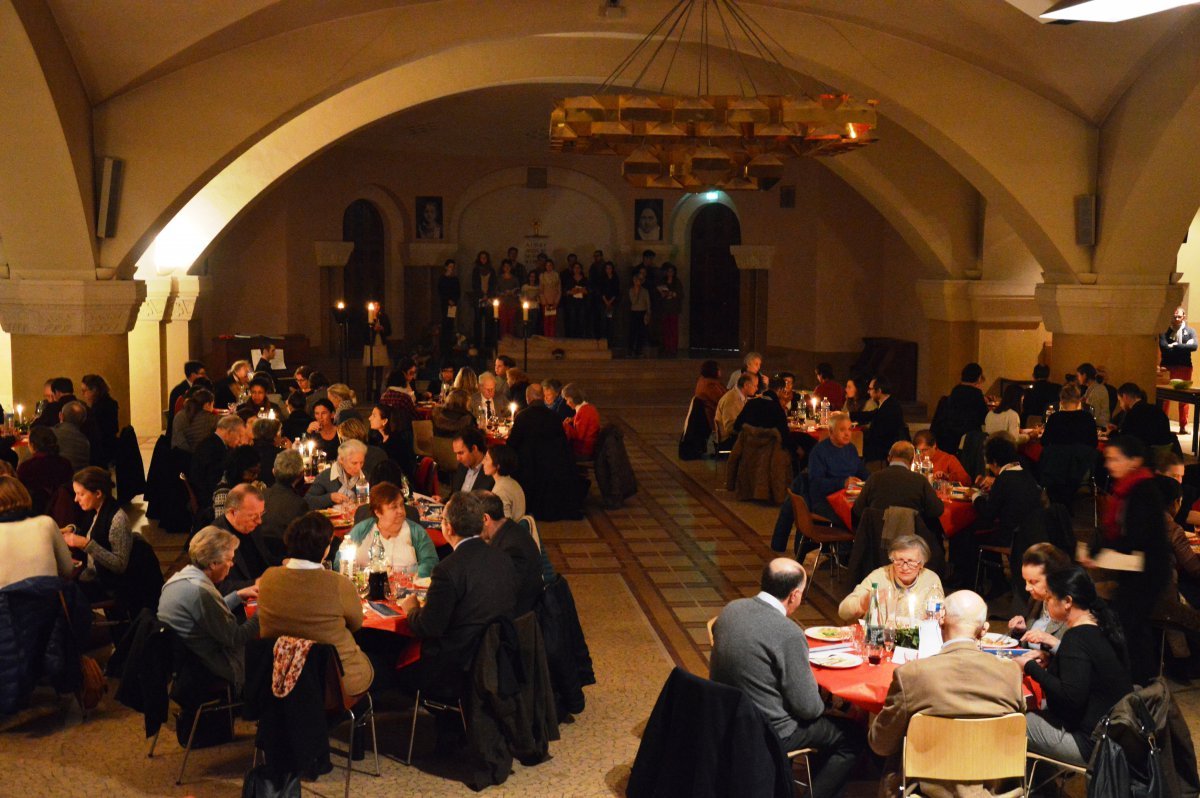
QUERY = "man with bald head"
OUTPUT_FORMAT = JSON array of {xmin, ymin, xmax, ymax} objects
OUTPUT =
[
  {"xmin": 869, "ymin": 590, "xmax": 1025, "ymax": 797},
  {"xmin": 710, "ymin": 558, "xmax": 864, "ymax": 797}
]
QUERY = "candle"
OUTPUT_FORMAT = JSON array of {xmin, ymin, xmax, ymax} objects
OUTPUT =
[
  {"xmin": 367, "ymin": 302, "xmax": 378, "ymax": 323},
  {"xmin": 492, "ymin": 298, "xmax": 500, "ymax": 319},
  {"xmin": 267, "ymin": 409, "xmax": 276, "ymax": 420},
  {"xmin": 340, "ymin": 543, "xmax": 356, "ymax": 576},
  {"xmin": 508, "ymin": 402, "xmax": 517, "ymax": 418},
  {"xmin": 15, "ymin": 404, "xmax": 22, "ymax": 423},
  {"xmin": 522, "ymin": 300, "xmax": 529, "ymax": 321},
  {"xmin": 336, "ymin": 300, "xmax": 345, "ymax": 310},
  {"xmin": 307, "ymin": 440, "xmax": 315, "ymax": 455}
]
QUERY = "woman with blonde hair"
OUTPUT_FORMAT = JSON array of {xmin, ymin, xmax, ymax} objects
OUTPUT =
[
  {"xmin": 433, "ymin": 388, "xmax": 476, "ymax": 439},
  {"xmin": 453, "ymin": 367, "xmax": 479, "ymax": 395},
  {"xmin": 0, "ymin": 476, "xmax": 74, "ymax": 589},
  {"xmin": 327, "ymin": 383, "xmax": 357, "ymax": 424}
]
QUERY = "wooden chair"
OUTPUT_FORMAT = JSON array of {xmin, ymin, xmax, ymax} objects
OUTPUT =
[
  {"xmin": 412, "ymin": 419, "xmax": 434, "ymax": 458},
  {"xmin": 973, "ymin": 543, "xmax": 1013, "ymax": 595},
  {"xmin": 789, "ymin": 489, "xmax": 854, "ymax": 587},
  {"xmin": 706, "ymin": 615, "xmax": 717, "ymax": 646},
  {"xmin": 1025, "ymin": 752, "xmax": 1087, "ymax": 795},
  {"xmin": 903, "ymin": 712, "xmax": 1027, "ymax": 796}
]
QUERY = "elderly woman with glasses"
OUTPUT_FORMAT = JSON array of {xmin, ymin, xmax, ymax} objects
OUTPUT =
[
  {"xmin": 838, "ymin": 534, "xmax": 944, "ymax": 622},
  {"xmin": 305, "ymin": 439, "xmax": 368, "ymax": 510},
  {"xmin": 157, "ymin": 526, "xmax": 260, "ymax": 690}
]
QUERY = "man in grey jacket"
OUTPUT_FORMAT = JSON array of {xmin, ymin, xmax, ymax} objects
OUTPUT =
[
  {"xmin": 709, "ymin": 558, "xmax": 865, "ymax": 797},
  {"xmin": 158, "ymin": 526, "xmax": 260, "ymax": 690}
]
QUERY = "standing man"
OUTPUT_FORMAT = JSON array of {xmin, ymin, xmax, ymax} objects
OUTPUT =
[
  {"xmin": 589, "ymin": 249, "xmax": 606, "ymax": 339},
  {"xmin": 1160, "ymin": 306, "xmax": 1197, "ymax": 434},
  {"xmin": 168, "ymin": 361, "xmax": 207, "ymax": 426},
  {"xmin": 710, "ymin": 559, "xmax": 864, "ymax": 797},
  {"xmin": 850, "ymin": 376, "xmax": 909, "ymax": 467},
  {"xmin": 932, "ymin": 363, "xmax": 988, "ymax": 455}
]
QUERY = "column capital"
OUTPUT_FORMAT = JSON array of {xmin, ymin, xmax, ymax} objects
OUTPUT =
[
  {"xmin": 916, "ymin": 280, "xmax": 1041, "ymax": 324},
  {"xmin": 0, "ymin": 279, "xmax": 144, "ymax": 335},
  {"xmin": 1035, "ymin": 283, "xmax": 1184, "ymax": 335},
  {"xmin": 730, "ymin": 245, "xmax": 775, "ymax": 271},
  {"xmin": 138, "ymin": 276, "xmax": 175, "ymax": 321},
  {"xmin": 167, "ymin": 275, "xmax": 210, "ymax": 322}
]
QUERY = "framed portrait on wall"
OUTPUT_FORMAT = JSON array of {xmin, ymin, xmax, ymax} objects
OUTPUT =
[
  {"xmin": 634, "ymin": 198, "xmax": 663, "ymax": 241},
  {"xmin": 416, "ymin": 196, "xmax": 444, "ymax": 240}
]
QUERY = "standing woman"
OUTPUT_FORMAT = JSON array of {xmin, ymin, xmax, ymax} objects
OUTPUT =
[
  {"xmin": 540, "ymin": 258, "xmax": 561, "ymax": 338},
  {"xmin": 656, "ymin": 263, "xmax": 684, "ymax": 357},
  {"xmin": 627, "ymin": 271, "xmax": 651, "ymax": 358},
  {"xmin": 496, "ymin": 259, "xmax": 520, "ymax": 340},
  {"xmin": 598, "ymin": 261, "xmax": 620, "ymax": 347},
  {"xmin": 562, "ymin": 261, "xmax": 590, "ymax": 339},
  {"xmin": 363, "ymin": 302, "xmax": 391, "ymax": 399},
  {"xmin": 62, "ymin": 467, "xmax": 163, "ymax": 618},
  {"xmin": 470, "ymin": 251, "xmax": 496, "ymax": 349},
  {"xmin": 81, "ymin": 374, "xmax": 120, "ymax": 467},
  {"xmin": 437, "ymin": 258, "xmax": 461, "ymax": 354},
  {"xmin": 520, "ymin": 270, "xmax": 542, "ymax": 336},
  {"xmin": 1089, "ymin": 434, "xmax": 1171, "ymax": 684}
]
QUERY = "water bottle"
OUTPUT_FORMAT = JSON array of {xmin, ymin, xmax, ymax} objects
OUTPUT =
[
  {"xmin": 367, "ymin": 527, "xmax": 389, "ymax": 600},
  {"xmin": 865, "ymin": 583, "xmax": 884, "ymax": 665},
  {"xmin": 925, "ymin": 584, "xmax": 944, "ymax": 621},
  {"xmin": 819, "ymin": 396, "xmax": 831, "ymax": 425}
]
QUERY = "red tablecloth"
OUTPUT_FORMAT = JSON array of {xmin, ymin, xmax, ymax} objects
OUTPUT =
[
  {"xmin": 826, "ymin": 489, "xmax": 978, "ymax": 538},
  {"xmin": 809, "ymin": 637, "xmax": 895, "ymax": 714},
  {"xmin": 246, "ymin": 597, "xmax": 421, "ymax": 669},
  {"xmin": 1020, "ymin": 437, "xmax": 1105, "ymax": 464},
  {"xmin": 414, "ymin": 404, "xmax": 435, "ymax": 421}
]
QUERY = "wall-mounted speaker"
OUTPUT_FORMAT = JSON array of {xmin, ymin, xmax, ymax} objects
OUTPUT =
[
  {"xmin": 96, "ymin": 157, "xmax": 124, "ymax": 238},
  {"xmin": 1074, "ymin": 193, "xmax": 1097, "ymax": 247},
  {"xmin": 527, "ymin": 167, "xmax": 548, "ymax": 189}
]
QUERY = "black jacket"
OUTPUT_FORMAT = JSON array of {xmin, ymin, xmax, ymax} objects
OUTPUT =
[
  {"xmin": 260, "ymin": 480, "xmax": 308, "ymax": 540},
  {"xmin": 167, "ymin": 379, "xmax": 192, "ymax": 427},
  {"xmin": 1119, "ymin": 400, "xmax": 1175, "ymax": 448},
  {"xmin": 973, "ymin": 467, "xmax": 1045, "ymax": 550},
  {"xmin": 213, "ymin": 516, "xmax": 280, "ymax": 593},
  {"xmin": 243, "ymin": 638, "xmax": 336, "ymax": 780},
  {"xmin": 507, "ymin": 403, "xmax": 583, "ymax": 521},
  {"xmin": 0, "ymin": 576, "xmax": 90, "ymax": 714},
  {"xmin": 627, "ymin": 668, "xmax": 792, "ymax": 798},
  {"xmin": 406, "ymin": 536, "xmax": 517, "ymax": 675},
  {"xmin": 190, "ymin": 434, "xmax": 229, "ymax": 511},
  {"xmin": 88, "ymin": 394, "xmax": 121, "ymax": 466},
  {"xmin": 933, "ymin": 384, "xmax": 988, "ymax": 454},
  {"xmin": 1022, "ymin": 379, "xmax": 1061, "ymax": 423},
  {"xmin": 1040, "ymin": 409, "xmax": 1097, "ymax": 448},
  {"xmin": 851, "ymin": 395, "xmax": 908, "ymax": 463},
  {"xmin": 535, "ymin": 575, "xmax": 595, "ymax": 717},
  {"xmin": 492, "ymin": 520, "xmax": 544, "ymax": 616},
  {"xmin": 595, "ymin": 424, "xmax": 638, "ymax": 508},
  {"xmin": 1160, "ymin": 323, "xmax": 1198, "ymax": 368},
  {"xmin": 733, "ymin": 391, "xmax": 788, "ymax": 442}
]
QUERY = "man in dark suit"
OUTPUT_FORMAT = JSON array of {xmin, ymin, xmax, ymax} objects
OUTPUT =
[
  {"xmin": 932, "ymin": 363, "xmax": 989, "ymax": 455},
  {"xmin": 477, "ymin": 491, "xmax": 543, "ymax": 616},
  {"xmin": 1021, "ymin": 364, "xmax": 1060, "ymax": 424},
  {"xmin": 191, "ymin": 414, "xmax": 247, "ymax": 511},
  {"xmin": 507, "ymin": 384, "xmax": 584, "ymax": 521},
  {"xmin": 1114, "ymin": 382, "xmax": 1175, "ymax": 450},
  {"xmin": 449, "ymin": 426, "xmax": 494, "ymax": 495},
  {"xmin": 31, "ymin": 377, "xmax": 77, "ymax": 428},
  {"xmin": 399, "ymin": 492, "xmax": 517, "ymax": 685},
  {"xmin": 167, "ymin": 360, "xmax": 207, "ymax": 427},
  {"xmin": 260, "ymin": 450, "xmax": 308, "ymax": 539},
  {"xmin": 213, "ymin": 484, "xmax": 280, "ymax": 593},
  {"xmin": 851, "ymin": 441, "xmax": 944, "ymax": 532},
  {"xmin": 851, "ymin": 375, "xmax": 908, "ymax": 465}
]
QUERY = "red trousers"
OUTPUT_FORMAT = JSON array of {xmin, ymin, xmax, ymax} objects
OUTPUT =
[
  {"xmin": 542, "ymin": 309, "xmax": 557, "ymax": 338},
  {"xmin": 1164, "ymin": 365, "xmax": 1193, "ymax": 427},
  {"xmin": 660, "ymin": 313, "xmax": 679, "ymax": 356}
]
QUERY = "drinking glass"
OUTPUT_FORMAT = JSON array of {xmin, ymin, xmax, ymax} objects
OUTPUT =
[
  {"xmin": 866, "ymin": 642, "xmax": 883, "ymax": 666},
  {"xmin": 883, "ymin": 625, "xmax": 896, "ymax": 662},
  {"xmin": 850, "ymin": 621, "xmax": 866, "ymax": 656}
]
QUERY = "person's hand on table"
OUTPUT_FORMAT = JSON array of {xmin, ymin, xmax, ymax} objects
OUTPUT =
[
  {"xmin": 63, "ymin": 530, "xmax": 88, "ymax": 549},
  {"xmin": 844, "ymin": 476, "xmax": 863, "ymax": 489},
  {"xmin": 237, "ymin": 584, "xmax": 259, "ymax": 602},
  {"xmin": 1021, "ymin": 629, "xmax": 1057, "ymax": 649},
  {"xmin": 976, "ymin": 475, "xmax": 995, "ymax": 491},
  {"xmin": 330, "ymin": 492, "xmax": 348, "ymax": 504},
  {"xmin": 1013, "ymin": 650, "xmax": 1048, "ymax": 669},
  {"xmin": 398, "ymin": 594, "xmax": 420, "ymax": 615},
  {"xmin": 1007, "ymin": 615, "xmax": 1027, "ymax": 634}
]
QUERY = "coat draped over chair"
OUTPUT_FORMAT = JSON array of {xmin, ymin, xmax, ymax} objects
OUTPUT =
[{"xmin": 726, "ymin": 425, "xmax": 790, "ymax": 503}]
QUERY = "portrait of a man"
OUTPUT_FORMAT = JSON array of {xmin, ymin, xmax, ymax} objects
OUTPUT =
[
  {"xmin": 634, "ymin": 199, "xmax": 663, "ymax": 242},
  {"xmin": 416, "ymin": 196, "xmax": 444, "ymax": 240}
]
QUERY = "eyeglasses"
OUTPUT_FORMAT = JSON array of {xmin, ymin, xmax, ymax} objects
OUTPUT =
[{"xmin": 890, "ymin": 557, "xmax": 923, "ymax": 569}]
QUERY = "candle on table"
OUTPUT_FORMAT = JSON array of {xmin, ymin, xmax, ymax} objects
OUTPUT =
[
  {"xmin": 508, "ymin": 402, "xmax": 517, "ymax": 418},
  {"xmin": 341, "ymin": 543, "xmax": 356, "ymax": 576},
  {"xmin": 492, "ymin": 298, "xmax": 500, "ymax": 319},
  {"xmin": 15, "ymin": 404, "xmax": 22, "ymax": 423}
]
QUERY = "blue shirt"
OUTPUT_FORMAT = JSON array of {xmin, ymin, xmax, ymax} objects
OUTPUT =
[{"xmin": 807, "ymin": 439, "xmax": 867, "ymax": 505}]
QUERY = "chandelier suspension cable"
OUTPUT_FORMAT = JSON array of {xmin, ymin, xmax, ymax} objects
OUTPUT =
[
  {"xmin": 656, "ymin": 0, "xmax": 699, "ymax": 95},
  {"xmin": 711, "ymin": 0, "xmax": 757, "ymax": 97},
  {"xmin": 721, "ymin": 0, "xmax": 807, "ymax": 95},
  {"xmin": 599, "ymin": 0, "xmax": 690, "ymax": 93}
]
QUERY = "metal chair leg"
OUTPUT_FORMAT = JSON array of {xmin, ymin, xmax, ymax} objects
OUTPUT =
[
  {"xmin": 458, "ymin": 699, "xmax": 467, "ymax": 733},
  {"xmin": 366, "ymin": 694, "xmax": 380, "ymax": 777},
  {"xmin": 405, "ymin": 690, "xmax": 420, "ymax": 765},
  {"xmin": 344, "ymin": 705, "xmax": 356, "ymax": 798},
  {"xmin": 973, "ymin": 549, "xmax": 985, "ymax": 593},
  {"xmin": 147, "ymin": 727, "xmax": 162, "ymax": 758},
  {"xmin": 176, "ymin": 699, "xmax": 216, "ymax": 785}
]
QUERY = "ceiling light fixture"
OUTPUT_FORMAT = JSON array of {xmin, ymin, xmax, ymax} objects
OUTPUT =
[
  {"xmin": 550, "ymin": 0, "xmax": 878, "ymax": 192},
  {"xmin": 1041, "ymin": 0, "xmax": 1200, "ymax": 22}
]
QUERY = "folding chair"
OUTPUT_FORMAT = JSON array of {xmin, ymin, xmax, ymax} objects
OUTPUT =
[
  {"xmin": 789, "ymin": 489, "xmax": 853, "ymax": 587},
  {"xmin": 903, "ymin": 712, "xmax": 1027, "ymax": 796}
]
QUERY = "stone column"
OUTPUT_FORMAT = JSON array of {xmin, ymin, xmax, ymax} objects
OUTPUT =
[
  {"xmin": 731, "ymin": 245, "xmax": 773, "ymax": 354},
  {"xmin": 0, "ymin": 278, "xmax": 144, "ymax": 427},
  {"xmin": 164, "ymin": 275, "xmax": 208, "ymax": 392},
  {"xmin": 406, "ymin": 241, "xmax": 458, "ymax": 343},
  {"xmin": 127, "ymin": 277, "xmax": 173, "ymax": 434}
]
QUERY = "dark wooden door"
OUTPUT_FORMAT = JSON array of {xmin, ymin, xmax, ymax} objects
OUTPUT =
[
  {"xmin": 689, "ymin": 203, "xmax": 741, "ymax": 351},
  {"xmin": 342, "ymin": 199, "xmax": 385, "ymax": 347}
]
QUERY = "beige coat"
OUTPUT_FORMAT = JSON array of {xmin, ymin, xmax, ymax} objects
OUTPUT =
[{"xmin": 725, "ymin": 425, "xmax": 789, "ymax": 503}]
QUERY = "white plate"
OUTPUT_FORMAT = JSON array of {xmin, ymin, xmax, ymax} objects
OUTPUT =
[
  {"xmin": 805, "ymin": 626, "xmax": 852, "ymax": 643},
  {"xmin": 810, "ymin": 651, "xmax": 864, "ymax": 669},
  {"xmin": 982, "ymin": 633, "xmax": 1019, "ymax": 648}
]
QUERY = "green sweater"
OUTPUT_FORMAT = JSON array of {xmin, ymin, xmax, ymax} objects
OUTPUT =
[{"xmin": 339, "ymin": 517, "xmax": 438, "ymax": 578}]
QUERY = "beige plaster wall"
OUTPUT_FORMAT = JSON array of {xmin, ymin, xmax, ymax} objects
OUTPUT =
[{"xmin": 9, "ymin": 333, "xmax": 130, "ymax": 427}]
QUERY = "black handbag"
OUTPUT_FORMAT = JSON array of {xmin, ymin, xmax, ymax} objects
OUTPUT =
[
  {"xmin": 1088, "ymin": 698, "xmax": 1165, "ymax": 798},
  {"xmin": 241, "ymin": 765, "xmax": 301, "ymax": 798}
]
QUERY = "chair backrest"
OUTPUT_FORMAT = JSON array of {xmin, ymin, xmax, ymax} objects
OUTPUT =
[
  {"xmin": 412, "ymin": 419, "xmax": 434, "ymax": 457},
  {"xmin": 706, "ymin": 616, "xmax": 717, "ymax": 647},
  {"xmin": 414, "ymin": 455, "xmax": 439, "ymax": 497},
  {"xmin": 788, "ymin": 489, "xmax": 815, "ymax": 539},
  {"xmin": 903, "ymin": 712, "xmax": 1026, "ymax": 783},
  {"xmin": 517, "ymin": 514, "xmax": 542, "ymax": 549},
  {"xmin": 430, "ymin": 435, "xmax": 459, "ymax": 474}
]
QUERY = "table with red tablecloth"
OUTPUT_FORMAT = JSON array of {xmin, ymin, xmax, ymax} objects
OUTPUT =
[
  {"xmin": 826, "ymin": 489, "xmax": 978, "ymax": 538},
  {"xmin": 246, "ymin": 597, "xmax": 421, "ymax": 669},
  {"xmin": 790, "ymin": 423, "xmax": 864, "ymax": 455},
  {"xmin": 414, "ymin": 403, "xmax": 436, "ymax": 421},
  {"xmin": 1019, "ymin": 435, "xmax": 1106, "ymax": 464}
]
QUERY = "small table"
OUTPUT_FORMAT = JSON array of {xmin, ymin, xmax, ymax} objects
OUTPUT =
[
  {"xmin": 1156, "ymin": 386, "xmax": 1200, "ymax": 455},
  {"xmin": 826, "ymin": 489, "xmax": 978, "ymax": 538},
  {"xmin": 809, "ymin": 637, "xmax": 896, "ymax": 714},
  {"xmin": 246, "ymin": 597, "xmax": 421, "ymax": 669}
]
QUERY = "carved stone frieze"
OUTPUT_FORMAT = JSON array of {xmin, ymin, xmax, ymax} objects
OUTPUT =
[{"xmin": 0, "ymin": 279, "xmax": 144, "ymax": 335}]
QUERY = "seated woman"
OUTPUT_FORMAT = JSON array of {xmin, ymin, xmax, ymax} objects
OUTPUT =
[
  {"xmin": 303, "ymin": 370, "xmax": 331, "ymax": 415},
  {"xmin": 1007, "ymin": 542, "xmax": 1072, "ymax": 650},
  {"xmin": 838, "ymin": 535, "xmax": 943, "ymax": 622},
  {"xmin": 250, "ymin": 417, "xmax": 284, "ymax": 487},
  {"xmin": 340, "ymin": 482, "xmax": 437, "ymax": 577},
  {"xmin": 950, "ymin": 434, "xmax": 1045, "ymax": 602},
  {"xmin": 236, "ymin": 378, "xmax": 282, "ymax": 422},
  {"xmin": 983, "ymin": 383, "xmax": 1025, "ymax": 443},
  {"xmin": 0, "ymin": 476, "xmax": 74, "ymax": 590},
  {"xmin": 171, "ymin": 387, "xmax": 218, "ymax": 454},
  {"xmin": 379, "ymin": 365, "xmax": 417, "ymax": 430},
  {"xmin": 368, "ymin": 403, "xmax": 415, "ymax": 477},
  {"xmin": 157, "ymin": 526, "xmax": 260, "ymax": 691},
  {"xmin": 306, "ymin": 399, "xmax": 341, "ymax": 461},
  {"xmin": 327, "ymin": 383, "xmax": 357, "ymax": 425},
  {"xmin": 62, "ymin": 467, "xmax": 163, "ymax": 617},
  {"xmin": 432, "ymin": 388, "xmax": 476, "ymax": 439},
  {"xmin": 256, "ymin": 512, "xmax": 373, "ymax": 699},
  {"xmin": 842, "ymin": 377, "xmax": 876, "ymax": 414},
  {"xmin": 17, "ymin": 426, "xmax": 74, "ymax": 516},
  {"xmin": 306, "ymin": 439, "xmax": 368, "ymax": 510},
  {"xmin": 336, "ymin": 417, "xmax": 387, "ymax": 479},
  {"xmin": 281, "ymin": 389, "xmax": 313, "ymax": 441},
  {"xmin": 452, "ymin": 367, "xmax": 479, "ymax": 396},
  {"xmin": 1037, "ymin": 383, "xmax": 1097, "ymax": 449},
  {"xmin": 211, "ymin": 445, "xmax": 263, "ymax": 517},
  {"xmin": 483, "ymin": 444, "xmax": 525, "ymax": 520},
  {"xmin": 1017, "ymin": 567, "xmax": 1132, "ymax": 767}
]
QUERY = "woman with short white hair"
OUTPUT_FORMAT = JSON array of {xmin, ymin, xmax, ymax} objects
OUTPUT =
[
  {"xmin": 305, "ymin": 438, "xmax": 368, "ymax": 509},
  {"xmin": 157, "ymin": 526, "xmax": 260, "ymax": 690},
  {"xmin": 838, "ymin": 534, "xmax": 944, "ymax": 622}
]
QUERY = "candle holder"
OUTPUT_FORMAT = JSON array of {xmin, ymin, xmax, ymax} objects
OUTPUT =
[{"xmin": 332, "ymin": 301, "xmax": 350, "ymax": 385}]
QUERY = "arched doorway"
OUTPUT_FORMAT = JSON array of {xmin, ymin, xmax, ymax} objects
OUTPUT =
[
  {"xmin": 342, "ymin": 199, "xmax": 385, "ymax": 348},
  {"xmin": 689, "ymin": 203, "xmax": 741, "ymax": 352}
]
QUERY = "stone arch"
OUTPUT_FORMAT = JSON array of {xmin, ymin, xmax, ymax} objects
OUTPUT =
[{"xmin": 344, "ymin": 184, "xmax": 409, "ymax": 337}]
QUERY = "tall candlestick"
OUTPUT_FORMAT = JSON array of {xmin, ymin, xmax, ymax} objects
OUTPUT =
[
  {"xmin": 492, "ymin": 298, "xmax": 500, "ymax": 319},
  {"xmin": 522, "ymin": 300, "xmax": 529, "ymax": 321},
  {"xmin": 367, "ymin": 301, "xmax": 378, "ymax": 323}
]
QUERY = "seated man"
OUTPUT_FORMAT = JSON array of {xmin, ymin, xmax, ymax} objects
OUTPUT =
[
  {"xmin": 710, "ymin": 558, "xmax": 864, "ymax": 797},
  {"xmin": 562, "ymin": 383, "xmax": 600, "ymax": 460},
  {"xmin": 543, "ymin": 378, "xmax": 574, "ymax": 420},
  {"xmin": 850, "ymin": 376, "xmax": 908, "ymax": 466},
  {"xmin": 912, "ymin": 429, "xmax": 971, "ymax": 485},
  {"xmin": 31, "ymin": 377, "xmax": 76, "ymax": 428},
  {"xmin": 869, "ymin": 590, "xmax": 1025, "ymax": 797},
  {"xmin": 55, "ymin": 401, "xmax": 92, "ymax": 472},
  {"xmin": 715, "ymin": 373, "xmax": 757, "ymax": 451},
  {"xmin": 1113, "ymin": 382, "xmax": 1175, "ymax": 450},
  {"xmin": 470, "ymin": 371, "xmax": 503, "ymax": 422},
  {"xmin": 851, "ymin": 441, "xmax": 944, "ymax": 534},
  {"xmin": 449, "ymin": 427, "xmax": 494, "ymax": 495},
  {"xmin": 191, "ymin": 414, "xmax": 247, "ymax": 512},
  {"xmin": 157, "ymin": 526, "xmax": 260, "ymax": 691},
  {"xmin": 213, "ymin": 483, "xmax": 278, "ymax": 593},
  {"xmin": 477, "ymin": 491, "xmax": 543, "ymax": 616},
  {"xmin": 261, "ymin": 450, "xmax": 308, "ymax": 539},
  {"xmin": 398, "ymin": 492, "xmax": 517, "ymax": 689}
]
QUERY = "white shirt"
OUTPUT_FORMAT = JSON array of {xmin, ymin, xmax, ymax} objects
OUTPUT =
[
  {"xmin": 461, "ymin": 463, "xmax": 482, "ymax": 492},
  {"xmin": 755, "ymin": 591, "xmax": 788, "ymax": 617},
  {"xmin": 356, "ymin": 524, "xmax": 417, "ymax": 570},
  {"xmin": 285, "ymin": 558, "xmax": 323, "ymax": 570}
]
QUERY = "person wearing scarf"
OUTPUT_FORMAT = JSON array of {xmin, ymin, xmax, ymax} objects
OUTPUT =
[
  {"xmin": 305, "ymin": 439, "xmax": 368, "ymax": 510},
  {"xmin": 1090, "ymin": 435, "xmax": 1171, "ymax": 684}
]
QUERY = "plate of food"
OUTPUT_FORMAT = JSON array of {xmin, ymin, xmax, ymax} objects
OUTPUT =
[
  {"xmin": 805, "ymin": 626, "xmax": 852, "ymax": 642},
  {"xmin": 949, "ymin": 486, "xmax": 972, "ymax": 501},
  {"xmin": 982, "ymin": 632, "xmax": 1019, "ymax": 648},
  {"xmin": 810, "ymin": 651, "xmax": 863, "ymax": 669}
]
